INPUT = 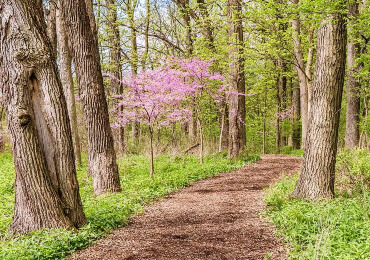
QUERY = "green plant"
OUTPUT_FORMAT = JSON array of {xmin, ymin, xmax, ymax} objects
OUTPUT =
[{"xmin": 264, "ymin": 151, "xmax": 370, "ymax": 259}]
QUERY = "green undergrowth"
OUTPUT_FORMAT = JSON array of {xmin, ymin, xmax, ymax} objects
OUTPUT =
[
  {"xmin": 0, "ymin": 152, "xmax": 256, "ymax": 259},
  {"xmin": 264, "ymin": 150, "xmax": 370, "ymax": 259}
]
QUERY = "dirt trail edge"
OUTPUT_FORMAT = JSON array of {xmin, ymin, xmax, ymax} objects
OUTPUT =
[{"xmin": 71, "ymin": 155, "xmax": 301, "ymax": 260}]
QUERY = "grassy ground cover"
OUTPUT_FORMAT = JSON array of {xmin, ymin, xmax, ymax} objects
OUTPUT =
[{"xmin": 264, "ymin": 150, "xmax": 370, "ymax": 259}]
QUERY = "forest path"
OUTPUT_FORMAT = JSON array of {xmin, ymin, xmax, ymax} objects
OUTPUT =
[{"xmin": 71, "ymin": 155, "xmax": 301, "ymax": 260}]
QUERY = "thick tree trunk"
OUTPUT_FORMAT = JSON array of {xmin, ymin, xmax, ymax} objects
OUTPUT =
[
  {"xmin": 0, "ymin": 0, "xmax": 86, "ymax": 234},
  {"xmin": 227, "ymin": 0, "xmax": 246, "ymax": 158},
  {"xmin": 292, "ymin": 12, "xmax": 347, "ymax": 200},
  {"xmin": 345, "ymin": 1, "xmax": 361, "ymax": 149},
  {"xmin": 61, "ymin": 0, "xmax": 122, "ymax": 195},
  {"xmin": 276, "ymin": 76, "xmax": 281, "ymax": 154},
  {"xmin": 107, "ymin": 0, "xmax": 125, "ymax": 154},
  {"xmin": 56, "ymin": 2, "xmax": 82, "ymax": 167}
]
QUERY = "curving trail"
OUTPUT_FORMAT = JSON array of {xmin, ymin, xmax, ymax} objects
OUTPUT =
[{"xmin": 71, "ymin": 155, "xmax": 301, "ymax": 260}]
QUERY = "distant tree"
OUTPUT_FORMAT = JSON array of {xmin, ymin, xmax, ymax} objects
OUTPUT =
[{"xmin": 227, "ymin": 0, "xmax": 246, "ymax": 157}]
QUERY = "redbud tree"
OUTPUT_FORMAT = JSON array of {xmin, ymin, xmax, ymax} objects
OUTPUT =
[{"xmin": 107, "ymin": 57, "xmax": 226, "ymax": 176}]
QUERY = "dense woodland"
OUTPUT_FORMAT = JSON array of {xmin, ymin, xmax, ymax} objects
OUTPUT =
[{"xmin": 0, "ymin": 0, "xmax": 369, "ymax": 258}]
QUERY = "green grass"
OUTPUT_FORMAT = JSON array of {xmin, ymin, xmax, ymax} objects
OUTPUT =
[
  {"xmin": 264, "ymin": 150, "xmax": 370, "ymax": 260},
  {"xmin": 0, "ymin": 152, "xmax": 256, "ymax": 259}
]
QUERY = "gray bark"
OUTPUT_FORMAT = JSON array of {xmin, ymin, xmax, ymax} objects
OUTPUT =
[
  {"xmin": 61, "ymin": 0, "xmax": 122, "ymax": 195},
  {"xmin": 293, "ymin": 12, "xmax": 347, "ymax": 200}
]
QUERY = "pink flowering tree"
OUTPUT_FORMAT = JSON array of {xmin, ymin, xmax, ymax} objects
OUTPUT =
[
  {"xmin": 107, "ymin": 57, "xmax": 228, "ymax": 175},
  {"xmin": 107, "ymin": 68, "xmax": 191, "ymax": 178},
  {"xmin": 167, "ymin": 57, "xmax": 226, "ymax": 163}
]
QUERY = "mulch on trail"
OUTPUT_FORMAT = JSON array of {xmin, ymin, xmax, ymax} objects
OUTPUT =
[{"xmin": 70, "ymin": 155, "xmax": 301, "ymax": 260}]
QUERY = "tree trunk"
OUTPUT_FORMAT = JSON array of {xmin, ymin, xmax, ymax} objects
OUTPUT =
[
  {"xmin": 0, "ymin": 0, "xmax": 86, "ymax": 234},
  {"xmin": 345, "ymin": 1, "xmax": 361, "ymax": 149},
  {"xmin": 292, "ymin": 78, "xmax": 301, "ymax": 150},
  {"xmin": 141, "ymin": 0, "xmax": 150, "ymax": 70},
  {"xmin": 106, "ymin": 0, "xmax": 125, "ymax": 154},
  {"xmin": 56, "ymin": 2, "xmax": 83, "ymax": 167},
  {"xmin": 127, "ymin": 0, "xmax": 140, "ymax": 142},
  {"xmin": 46, "ymin": 2, "xmax": 57, "ymax": 55},
  {"xmin": 292, "ymin": 12, "xmax": 347, "ymax": 200},
  {"xmin": 275, "ymin": 74, "xmax": 281, "ymax": 154},
  {"xmin": 197, "ymin": 0, "xmax": 215, "ymax": 50},
  {"xmin": 227, "ymin": 0, "xmax": 246, "ymax": 158},
  {"xmin": 61, "ymin": 0, "xmax": 122, "ymax": 195},
  {"xmin": 149, "ymin": 126, "xmax": 155, "ymax": 178},
  {"xmin": 291, "ymin": 0, "xmax": 309, "ymax": 149}
]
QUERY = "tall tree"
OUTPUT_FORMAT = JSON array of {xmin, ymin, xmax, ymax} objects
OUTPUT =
[
  {"xmin": 292, "ymin": 11, "xmax": 347, "ymax": 200},
  {"xmin": 345, "ymin": 0, "xmax": 361, "ymax": 149},
  {"xmin": 61, "ymin": 0, "xmax": 122, "ymax": 195},
  {"xmin": 56, "ymin": 1, "xmax": 83, "ymax": 166},
  {"xmin": 0, "ymin": 0, "xmax": 86, "ymax": 234},
  {"xmin": 106, "ymin": 0, "xmax": 125, "ymax": 153},
  {"xmin": 127, "ymin": 0, "xmax": 140, "ymax": 142},
  {"xmin": 291, "ymin": 0, "xmax": 309, "ymax": 149},
  {"xmin": 227, "ymin": 0, "xmax": 246, "ymax": 157}
]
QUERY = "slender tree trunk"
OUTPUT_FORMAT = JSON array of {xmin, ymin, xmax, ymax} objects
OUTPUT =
[
  {"xmin": 345, "ymin": 1, "xmax": 361, "ymax": 149},
  {"xmin": 198, "ymin": 117, "xmax": 204, "ymax": 164},
  {"xmin": 128, "ymin": 0, "xmax": 140, "ymax": 142},
  {"xmin": 197, "ymin": 0, "xmax": 215, "ymax": 50},
  {"xmin": 107, "ymin": 0, "xmax": 125, "ymax": 154},
  {"xmin": 227, "ymin": 0, "xmax": 246, "ymax": 158},
  {"xmin": 149, "ymin": 126, "xmax": 154, "ymax": 178},
  {"xmin": 276, "ymin": 76, "xmax": 281, "ymax": 154},
  {"xmin": 141, "ymin": 0, "xmax": 150, "ymax": 70},
  {"xmin": 291, "ymin": 0, "xmax": 309, "ymax": 149},
  {"xmin": 61, "ymin": 0, "xmax": 122, "ymax": 195},
  {"xmin": 292, "ymin": 12, "xmax": 347, "ymax": 200},
  {"xmin": 0, "ymin": 0, "xmax": 86, "ymax": 234},
  {"xmin": 56, "ymin": 2, "xmax": 82, "ymax": 167},
  {"xmin": 292, "ymin": 78, "xmax": 301, "ymax": 150}
]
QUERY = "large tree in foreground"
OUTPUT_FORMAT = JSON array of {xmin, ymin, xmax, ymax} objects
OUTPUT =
[
  {"xmin": 292, "ymin": 10, "xmax": 347, "ymax": 200},
  {"xmin": 227, "ymin": 0, "xmax": 246, "ymax": 158},
  {"xmin": 0, "ymin": 0, "xmax": 86, "ymax": 234},
  {"xmin": 61, "ymin": 0, "xmax": 122, "ymax": 194}
]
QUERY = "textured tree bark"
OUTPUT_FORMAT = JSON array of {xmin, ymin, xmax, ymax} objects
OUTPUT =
[
  {"xmin": 227, "ymin": 0, "xmax": 246, "ymax": 158},
  {"xmin": 292, "ymin": 12, "xmax": 347, "ymax": 200},
  {"xmin": 56, "ymin": 2, "xmax": 83, "ymax": 167},
  {"xmin": 46, "ymin": 2, "xmax": 57, "ymax": 55},
  {"xmin": 0, "ymin": 0, "xmax": 86, "ymax": 234},
  {"xmin": 345, "ymin": 1, "xmax": 361, "ymax": 149},
  {"xmin": 106, "ymin": 0, "xmax": 125, "ymax": 154},
  {"xmin": 61, "ymin": 0, "xmax": 122, "ymax": 195}
]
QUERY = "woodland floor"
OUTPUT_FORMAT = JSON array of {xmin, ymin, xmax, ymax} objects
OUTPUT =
[{"xmin": 70, "ymin": 155, "xmax": 301, "ymax": 260}]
